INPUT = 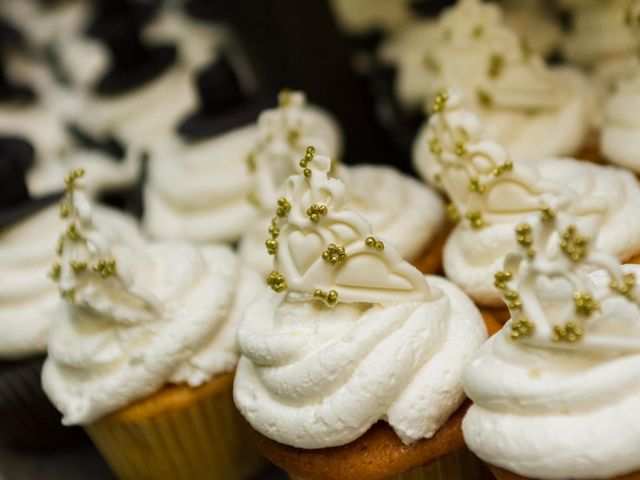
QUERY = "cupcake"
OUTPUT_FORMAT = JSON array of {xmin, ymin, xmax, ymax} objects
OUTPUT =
[
  {"xmin": 238, "ymin": 90, "xmax": 447, "ymax": 276},
  {"xmin": 561, "ymin": 0, "xmax": 636, "ymax": 87},
  {"xmin": 234, "ymin": 147, "xmax": 489, "ymax": 480},
  {"xmin": 143, "ymin": 56, "xmax": 273, "ymax": 243},
  {"xmin": 414, "ymin": 90, "xmax": 640, "ymax": 321},
  {"xmin": 42, "ymin": 169, "xmax": 265, "ymax": 479},
  {"xmin": 0, "ymin": 143, "xmax": 140, "ymax": 449},
  {"xmin": 386, "ymin": 0, "xmax": 597, "ymax": 161},
  {"xmin": 463, "ymin": 211, "xmax": 640, "ymax": 479},
  {"xmin": 70, "ymin": 0, "xmax": 196, "ymax": 155}
]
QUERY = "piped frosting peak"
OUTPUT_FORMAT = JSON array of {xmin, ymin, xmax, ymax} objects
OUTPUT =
[
  {"xmin": 423, "ymin": 90, "xmax": 606, "ymax": 230},
  {"xmin": 497, "ymin": 211, "xmax": 640, "ymax": 354},
  {"xmin": 264, "ymin": 146, "xmax": 432, "ymax": 306},
  {"xmin": 50, "ymin": 169, "xmax": 160, "ymax": 321}
]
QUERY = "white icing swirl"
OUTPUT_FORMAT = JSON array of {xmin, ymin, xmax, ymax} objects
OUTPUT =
[
  {"xmin": 0, "ymin": 203, "xmax": 141, "ymax": 359},
  {"xmin": 42, "ymin": 176, "xmax": 262, "ymax": 424},
  {"xmin": 234, "ymin": 152, "xmax": 486, "ymax": 448},
  {"xmin": 462, "ymin": 215, "xmax": 640, "ymax": 478},
  {"xmin": 561, "ymin": 0, "xmax": 636, "ymax": 85},
  {"xmin": 330, "ymin": 0, "xmax": 412, "ymax": 34},
  {"xmin": 143, "ymin": 125, "xmax": 258, "ymax": 243},
  {"xmin": 389, "ymin": 0, "xmax": 595, "ymax": 159},
  {"xmin": 235, "ymin": 275, "xmax": 486, "ymax": 448},
  {"xmin": 416, "ymin": 92, "xmax": 640, "ymax": 306}
]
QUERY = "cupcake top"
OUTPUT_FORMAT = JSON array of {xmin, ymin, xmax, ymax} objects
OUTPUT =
[
  {"xmin": 234, "ymin": 147, "xmax": 487, "ymax": 448},
  {"xmin": 239, "ymin": 90, "xmax": 445, "ymax": 274},
  {"xmin": 330, "ymin": 0, "xmax": 413, "ymax": 35},
  {"xmin": 42, "ymin": 170, "xmax": 262, "ymax": 425},
  {"xmin": 463, "ymin": 213, "xmax": 640, "ymax": 479},
  {"xmin": 143, "ymin": 58, "xmax": 275, "ymax": 243},
  {"xmin": 415, "ymin": 90, "xmax": 640, "ymax": 306},
  {"xmin": 0, "ymin": 148, "xmax": 141, "ymax": 360},
  {"xmin": 561, "ymin": 0, "xmax": 636, "ymax": 85},
  {"xmin": 601, "ymin": 1, "xmax": 640, "ymax": 172},
  {"xmin": 391, "ymin": 0, "xmax": 594, "ymax": 159}
]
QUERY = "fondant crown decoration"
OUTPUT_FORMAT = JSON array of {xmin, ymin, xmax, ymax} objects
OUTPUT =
[
  {"xmin": 424, "ymin": 90, "xmax": 607, "ymax": 230},
  {"xmin": 247, "ymin": 90, "xmax": 335, "ymax": 210},
  {"xmin": 264, "ymin": 146, "xmax": 432, "ymax": 307},
  {"xmin": 421, "ymin": 0, "xmax": 561, "ymax": 111},
  {"xmin": 50, "ymin": 169, "xmax": 160, "ymax": 321},
  {"xmin": 495, "ymin": 210, "xmax": 640, "ymax": 352}
]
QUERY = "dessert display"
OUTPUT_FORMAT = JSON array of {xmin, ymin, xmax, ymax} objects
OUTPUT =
[
  {"xmin": 463, "ymin": 211, "xmax": 640, "ymax": 479},
  {"xmin": 42, "ymin": 170, "xmax": 265, "ymax": 478},
  {"xmin": 414, "ymin": 90, "xmax": 640, "ymax": 321},
  {"xmin": 234, "ymin": 147, "xmax": 488, "ymax": 479},
  {"xmin": 239, "ymin": 90, "xmax": 447, "ymax": 275},
  {"xmin": 0, "ymin": 142, "xmax": 141, "ymax": 449},
  {"xmin": 5, "ymin": 1, "xmax": 640, "ymax": 479}
]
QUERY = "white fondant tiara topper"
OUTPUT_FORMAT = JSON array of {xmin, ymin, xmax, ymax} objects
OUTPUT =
[
  {"xmin": 495, "ymin": 208, "xmax": 640, "ymax": 353},
  {"xmin": 50, "ymin": 169, "xmax": 160, "ymax": 321},
  {"xmin": 264, "ymin": 146, "xmax": 433, "ymax": 307}
]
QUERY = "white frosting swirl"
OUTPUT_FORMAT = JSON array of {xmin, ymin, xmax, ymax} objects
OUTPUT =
[
  {"xmin": 416, "ymin": 92, "xmax": 640, "ymax": 307},
  {"xmin": 0, "ymin": 203, "xmax": 141, "ymax": 359},
  {"xmin": 389, "ymin": 0, "xmax": 595, "ymax": 159},
  {"xmin": 235, "ymin": 275, "xmax": 486, "ymax": 448},
  {"xmin": 561, "ymin": 0, "xmax": 636, "ymax": 85},
  {"xmin": 463, "ymin": 214, "xmax": 640, "ymax": 479},
  {"xmin": 330, "ymin": 0, "xmax": 412, "ymax": 34},
  {"xmin": 143, "ymin": 125, "xmax": 257, "ymax": 243},
  {"xmin": 42, "ymin": 175, "xmax": 262, "ymax": 424},
  {"xmin": 234, "ymin": 149, "xmax": 487, "ymax": 448}
]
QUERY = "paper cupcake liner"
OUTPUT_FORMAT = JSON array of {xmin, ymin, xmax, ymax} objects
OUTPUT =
[
  {"xmin": 289, "ymin": 448, "xmax": 491, "ymax": 480},
  {"xmin": 0, "ymin": 355, "xmax": 86, "ymax": 449},
  {"xmin": 411, "ymin": 222, "xmax": 451, "ymax": 275},
  {"xmin": 86, "ymin": 372, "xmax": 266, "ymax": 480}
]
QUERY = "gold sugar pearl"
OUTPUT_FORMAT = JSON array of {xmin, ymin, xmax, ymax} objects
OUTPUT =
[
  {"xmin": 510, "ymin": 317, "xmax": 534, "ymax": 340},
  {"xmin": 552, "ymin": 322, "xmax": 583, "ymax": 343},
  {"xmin": 267, "ymin": 271, "xmax": 287, "ymax": 293}
]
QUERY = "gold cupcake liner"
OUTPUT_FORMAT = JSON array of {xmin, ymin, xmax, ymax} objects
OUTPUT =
[
  {"xmin": 86, "ymin": 372, "xmax": 265, "ymax": 480},
  {"xmin": 289, "ymin": 447, "xmax": 492, "ymax": 480}
]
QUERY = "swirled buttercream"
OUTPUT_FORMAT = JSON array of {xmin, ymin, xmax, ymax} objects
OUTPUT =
[
  {"xmin": 416, "ymin": 91, "xmax": 640, "ymax": 306},
  {"xmin": 234, "ymin": 148, "xmax": 487, "ymax": 448},
  {"xmin": 463, "ymin": 214, "xmax": 640, "ymax": 479},
  {"xmin": 42, "ymin": 170, "xmax": 262, "ymax": 424},
  {"xmin": 391, "ymin": 0, "xmax": 595, "ymax": 159}
]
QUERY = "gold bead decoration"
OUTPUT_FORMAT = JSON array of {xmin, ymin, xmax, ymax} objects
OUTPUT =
[
  {"xmin": 64, "ymin": 168, "xmax": 85, "ymax": 191},
  {"xmin": 466, "ymin": 211, "xmax": 485, "ymax": 230},
  {"xmin": 447, "ymin": 203, "xmax": 460, "ymax": 222},
  {"xmin": 61, "ymin": 288, "xmax": 75, "ymax": 304},
  {"xmin": 67, "ymin": 223, "xmax": 80, "ymax": 241},
  {"xmin": 552, "ymin": 321, "xmax": 583, "ymax": 343},
  {"xmin": 313, "ymin": 288, "xmax": 339, "ymax": 307},
  {"xmin": 573, "ymin": 291, "xmax": 600, "ymax": 317},
  {"xmin": 494, "ymin": 270, "xmax": 512, "ymax": 291},
  {"xmin": 276, "ymin": 197, "xmax": 291, "ymax": 217},
  {"xmin": 431, "ymin": 90, "xmax": 449, "ymax": 114},
  {"xmin": 287, "ymin": 129, "xmax": 300, "ymax": 146},
  {"xmin": 454, "ymin": 142, "xmax": 467, "ymax": 156},
  {"xmin": 540, "ymin": 204, "xmax": 556, "ymax": 222},
  {"xmin": 510, "ymin": 317, "xmax": 534, "ymax": 340},
  {"xmin": 246, "ymin": 153, "xmax": 256, "ymax": 172},
  {"xmin": 365, "ymin": 236, "xmax": 384, "ymax": 250},
  {"xmin": 93, "ymin": 259, "xmax": 117, "ymax": 278},
  {"xmin": 515, "ymin": 223, "xmax": 535, "ymax": 258},
  {"xmin": 503, "ymin": 289, "xmax": 522, "ymax": 310},
  {"xmin": 55, "ymin": 235, "xmax": 64, "ymax": 255},
  {"xmin": 266, "ymin": 271, "xmax": 287, "ymax": 293},
  {"xmin": 48, "ymin": 263, "xmax": 61, "ymax": 280},
  {"xmin": 476, "ymin": 89, "xmax": 493, "ymax": 107},
  {"xmin": 70, "ymin": 260, "xmax": 87, "ymax": 273},
  {"xmin": 488, "ymin": 54, "xmax": 504, "ymax": 78},
  {"xmin": 610, "ymin": 272, "xmax": 637, "ymax": 301},
  {"xmin": 306, "ymin": 204, "xmax": 328, "ymax": 223},
  {"xmin": 492, "ymin": 161, "xmax": 513, "ymax": 177},
  {"xmin": 429, "ymin": 138, "xmax": 443, "ymax": 155},
  {"xmin": 322, "ymin": 244, "xmax": 347, "ymax": 265},
  {"xmin": 59, "ymin": 202, "xmax": 70, "ymax": 218},
  {"xmin": 468, "ymin": 177, "xmax": 485, "ymax": 194},
  {"xmin": 265, "ymin": 238, "xmax": 279, "ymax": 255},
  {"xmin": 560, "ymin": 224, "xmax": 589, "ymax": 262}
]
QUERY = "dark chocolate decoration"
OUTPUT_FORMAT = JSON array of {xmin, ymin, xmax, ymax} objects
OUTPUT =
[
  {"xmin": 178, "ymin": 56, "xmax": 276, "ymax": 141},
  {"xmin": 67, "ymin": 123, "xmax": 126, "ymax": 160},
  {"xmin": 184, "ymin": 0, "xmax": 226, "ymax": 22},
  {"xmin": 87, "ymin": 0, "xmax": 176, "ymax": 95},
  {"xmin": 0, "ymin": 136, "xmax": 61, "ymax": 229},
  {"xmin": 0, "ymin": 16, "xmax": 35, "ymax": 104},
  {"xmin": 410, "ymin": 0, "xmax": 456, "ymax": 17}
]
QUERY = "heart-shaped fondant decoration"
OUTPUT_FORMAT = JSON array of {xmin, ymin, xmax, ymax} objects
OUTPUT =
[{"xmin": 287, "ymin": 229, "xmax": 325, "ymax": 278}]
